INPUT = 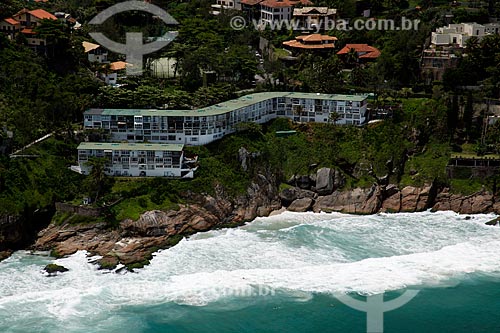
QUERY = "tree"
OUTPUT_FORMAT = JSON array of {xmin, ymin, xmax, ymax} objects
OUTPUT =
[
  {"xmin": 346, "ymin": 48, "xmax": 359, "ymax": 67},
  {"xmin": 329, "ymin": 111, "xmax": 341, "ymax": 125},
  {"xmin": 83, "ymin": 157, "xmax": 112, "ymax": 203},
  {"xmin": 463, "ymin": 92, "xmax": 474, "ymax": 141}
]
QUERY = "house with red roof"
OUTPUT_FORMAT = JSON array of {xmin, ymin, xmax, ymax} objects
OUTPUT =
[
  {"xmin": 12, "ymin": 8, "xmax": 57, "ymax": 28},
  {"xmin": 100, "ymin": 61, "xmax": 133, "ymax": 85},
  {"xmin": 241, "ymin": 0, "xmax": 313, "ymax": 24},
  {"xmin": 1, "ymin": 8, "xmax": 58, "ymax": 49},
  {"xmin": 336, "ymin": 44, "xmax": 381, "ymax": 62},
  {"xmin": 0, "ymin": 18, "xmax": 21, "ymax": 39},
  {"xmin": 283, "ymin": 34, "xmax": 337, "ymax": 53},
  {"xmin": 83, "ymin": 41, "xmax": 109, "ymax": 63}
]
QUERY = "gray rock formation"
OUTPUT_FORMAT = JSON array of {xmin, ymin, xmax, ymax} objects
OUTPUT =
[
  {"xmin": 316, "ymin": 167, "xmax": 334, "ymax": 195},
  {"xmin": 287, "ymin": 198, "xmax": 314, "ymax": 212}
]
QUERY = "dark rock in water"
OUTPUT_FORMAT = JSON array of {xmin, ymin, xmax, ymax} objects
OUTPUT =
[
  {"xmin": 0, "ymin": 250, "xmax": 12, "ymax": 262},
  {"xmin": 465, "ymin": 216, "xmax": 471, "ymax": 220},
  {"xmin": 287, "ymin": 198, "xmax": 314, "ymax": 212},
  {"xmin": 313, "ymin": 186, "xmax": 382, "ymax": 214},
  {"xmin": 485, "ymin": 217, "xmax": 500, "ymax": 226},
  {"xmin": 44, "ymin": 263, "xmax": 69, "ymax": 276}
]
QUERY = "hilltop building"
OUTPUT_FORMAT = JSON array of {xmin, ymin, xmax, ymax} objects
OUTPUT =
[
  {"xmin": 336, "ymin": 44, "xmax": 381, "ymax": 62},
  {"xmin": 211, "ymin": 0, "xmax": 242, "ymax": 15},
  {"xmin": 75, "ymin": 142, "xmax": 197, "ymax": 178},
  {"xmin": 83, "ymin": 92, "xmax": 368, "ymax": 146},
  {"xmin": 241, "ymin": 0, "xmax": 313, "ymax": 23},
  {"xmin": 292, "ymin": 7, "xmax": 337, "ymax": 31},
  {"xmin": 283, "ymin": 34, "xmax": 337, "ymax": 52},
  {"xmin": 83, "ymin": 41, "xmax": 108, "ymax": 63},
  {"xmin": 431, "ymin": 22, "xmax": 500, "ymax": 47},
  {"xmin": 421, "ymin": 22, "xmax": 500, "ymax": 81}
]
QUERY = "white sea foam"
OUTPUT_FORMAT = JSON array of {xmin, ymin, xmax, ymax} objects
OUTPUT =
[{"xmin": 0, "ymin": 211, "xmax": 499, "ymax": 331}]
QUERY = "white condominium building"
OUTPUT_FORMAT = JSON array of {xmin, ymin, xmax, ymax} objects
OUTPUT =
[
  {"xmin": 75, "ymin": 142, "xmax": 197, "ymax": 178},
  {"xmin": 83, "ymin": 92, "xmax": 368, "ymax": 146}
]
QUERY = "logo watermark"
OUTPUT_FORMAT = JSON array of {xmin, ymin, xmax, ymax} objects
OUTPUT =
[
  {"xmin": 200, "ymin": 285, "xmax": 276, "ymax": 299},
  {"xmin": 230, "ymin": 16, "xmax": 420, "ymax": 33},
  {"xmin": 337, "ymin": 290, "xmax": 420, "ymax": 333},
  {"xmin": 89, "ymin": 1, "xmax": 178, "ymax": 76}
]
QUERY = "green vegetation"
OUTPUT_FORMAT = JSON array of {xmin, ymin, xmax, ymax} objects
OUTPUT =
[
  {"xmin": 449, "ymin": 179, "xmax": 485, "ymax": 196},
  {"xmin": 111, "ymin": 195, "xmax": 179, "ymax": 221},
  {"xmin": 2, "ymin": 0, "xmax": 500, "ymax": 230},
  {"xmin": 52, "ymin": 212, "xmax": 105, "ymax": 226}
]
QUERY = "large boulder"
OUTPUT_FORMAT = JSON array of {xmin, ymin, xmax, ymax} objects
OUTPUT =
[
  {"xmin": 313, "ymin": 185, "xmax": 382, "ymax": 214},
  {"xmin": 279, "ymin": 187, "xmax": 316, "ymax": 206},
  {"xmin": 316, "ymin": 168, "xmax": 334, "ymax": 195},
  {"xmin": 432, "ymin": 189, "xmax": 494, "ymax": 214},
  {"xmin": 381, "ymin": 191, "xmax": 401, "ymax": 212},
  {"xmin": 399, "ymin": 185, "xmax": 435, "ymax": 212},
  {"xmin": 333, "ymin": 169, "xmax": 346, "ymax": 189},
  {"xmin": 296, "ymin": 175, "xmax": 312, "ymax": 190},
  {"xmin": 287, "ymin": 198, "xmax": 314, "ymax": 212}
]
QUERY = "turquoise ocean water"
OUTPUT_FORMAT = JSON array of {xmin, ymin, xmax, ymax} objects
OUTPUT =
[{"xmin": 1, "ymin": 211, "xmax": 500, "ymax": 332}]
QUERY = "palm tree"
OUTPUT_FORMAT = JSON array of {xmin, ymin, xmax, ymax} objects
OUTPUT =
[
  {"xmin": 329, "ymin": 111, "xmax": 341, "ymax": 125},
  {"xmin": 85, "ymin": 157, "xmax": 108, "ymax": 203}
]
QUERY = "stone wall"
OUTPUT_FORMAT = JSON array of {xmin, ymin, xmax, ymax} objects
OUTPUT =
[{"xmin": 55, "ymin": 202, "xmax": 106, "ymax": 217}]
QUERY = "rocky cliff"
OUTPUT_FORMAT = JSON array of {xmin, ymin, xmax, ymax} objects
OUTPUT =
[
  {"xmin": 281, "ymin": 167, "xmax": 499, "ymax": 215},
  {"xmin": 4, "ymin": 167, "xmax": 500, "ymax": 269},
  {"xmin": 32, "ymin": 172, "xmax": 281, "ymax": 270}
]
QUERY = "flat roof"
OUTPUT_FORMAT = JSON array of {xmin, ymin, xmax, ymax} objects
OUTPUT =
[
  {"xmin": 85, "ymin": 92, "xmax": 368, "ymax": 118},
  {"xmin": 78, "ymin": 142, "xmax": 184, "ymax": 151}
]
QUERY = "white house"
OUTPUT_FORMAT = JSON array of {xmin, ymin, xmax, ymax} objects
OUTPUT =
[
  {"xmin": 211, "ymin": 0, "xmax": 241, "ymax": 15},
  {"xmin": 82, "ymin": 41, "xmax": 108, "ymax": 63},
  {"xmin": 431, "ymin": 22, "xmax": 500, "ymax": 47},
  {"xmin": 83, "ymin": 92, "xmax": 369, "ymax": 146},
  {"xmin": 241, "ymin": 0, "xmax": 312, "ymax": 24},
  {"xmin": 75, "ymin": 142, "xmax": 197, "ymax": 178}
]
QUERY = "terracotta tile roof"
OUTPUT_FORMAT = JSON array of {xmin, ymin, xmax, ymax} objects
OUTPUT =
[
  {"xmin": 21, "ymin": 28, "xmax": 36, "ymax": 35},
  {"xmin": 283, "ymin": 40, "xmax": 335, "ymax": 49},
  {"xmin": 296, "ymin": 34, "xmax": 337, "ymax": 42},
  {"xmin": 4, "ymin": 18, "xmax": 20, "ymax": 25},
  {"xmin": 82, "ymin": 41, "xmax": 101, "ymax": 53},
  {"xmin": 109, "ymin": 61, "xmax": 131, "ymax": 71},
  {"xmin": 13, "ymin": 8, "xmax": 30, "ymax": 17},
  {"xmin": 283, "ymin": 34, "xmax": 337, "ymax": 49},
  {"xmin": 337, "ymin": 44, "xmax": 381, "ymax": 58},
  {"xmin": 29, "ymin": 9, "xmax": 57, "ymax": 21}
]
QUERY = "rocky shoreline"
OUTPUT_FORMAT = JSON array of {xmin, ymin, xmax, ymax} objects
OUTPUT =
[{"xmin": 1, "ymin": 167, "xmax": 499, "ymax": 270}]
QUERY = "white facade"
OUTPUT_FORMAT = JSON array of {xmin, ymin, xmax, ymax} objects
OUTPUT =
[
  {"xmin": 83, "ymin": 92, "xmax": 368, "ymax": 146},
  {"xmin": 83, "ymin": 42, "xmax": 109, "ymax": 64},
  {"xmin": 88, "ymin": 50, "xmax": 108, "ymax": 63},
  {"xmin": 101, "ymin": 72, "xmax": 117, "ymax": 85},
  {"xmin": 261, "ymin": 5, "xmax": 292, "ymax": 24},
  {"xmin": 431, "ymin": 22, "xmax": 500, "ymax": 47},
  {"xmin": 211, "ymin": 0, "xmax": 241, "ymax": 15},
  {"xmin": 76, "ymin": 142, "xmax": 197, "ymax": 178}
]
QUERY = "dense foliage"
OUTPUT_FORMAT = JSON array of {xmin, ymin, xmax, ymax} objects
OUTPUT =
[{"xmin": 1, "ymin": 0, "xmax": 500, "ymax": 222}]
